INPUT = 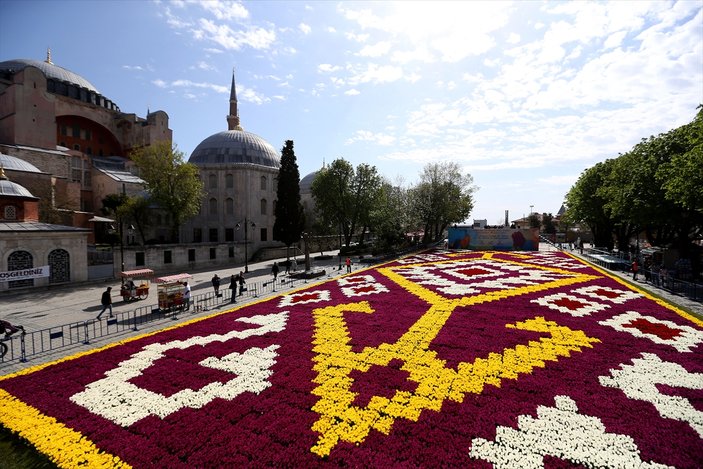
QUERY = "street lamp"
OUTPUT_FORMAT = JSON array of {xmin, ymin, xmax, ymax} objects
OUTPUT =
[{"xmin": 235, "ymin": 218, "xmax": 256, "ymax": 273}]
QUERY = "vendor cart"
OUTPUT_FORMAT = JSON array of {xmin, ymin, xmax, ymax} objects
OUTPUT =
[
  {"xmin": 119, "ymin": 268, "xmax": 154, "ymax": 301},
  {"xmin": 154, "ymin": 273, "xmax": 192, "ymax": 311}
]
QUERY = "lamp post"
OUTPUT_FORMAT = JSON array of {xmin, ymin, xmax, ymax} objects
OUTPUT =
[
  {"xmin": 338, "ymin": 221, "xmax": 343, "ymax": 270},
  {"xmin": 236, "ymin": 218, "xmax": 256, "ymax": 273}
]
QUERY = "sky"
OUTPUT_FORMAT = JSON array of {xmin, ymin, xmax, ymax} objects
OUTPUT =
[{"xmin": 2, "ymin": 0, "xmax": 701, "ymax": 225}]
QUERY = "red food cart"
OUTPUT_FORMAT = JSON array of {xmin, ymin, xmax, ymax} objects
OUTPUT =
[
  {"xmin": 154, "ymin": 273, "xmax": 192, "ymax": 311},
  {"xmin": 119, "ymin": 268, "xmax": 154, "ymax": 301}
]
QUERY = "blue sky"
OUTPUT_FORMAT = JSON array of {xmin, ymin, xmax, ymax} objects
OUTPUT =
[{"xmin": 2, "ymin": 0, "xmax": 701, "ymax": 224}]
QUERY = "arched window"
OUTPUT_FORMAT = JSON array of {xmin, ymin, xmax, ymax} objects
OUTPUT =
[
  {"xmin": 4, "ymin": 206, "xmax": 17, "ymax": 220},
  {"xmin": 226, "ymin": 174, "xmax": 234, "ymax": 189},
  {"xmin": 8, "ymin": 250, "xmax": 33, "ymax": 289},
  {"xmin": 226, "ymin": 197, "xmax": 234, "ymax": 215},
  {"xmin": 209, "ymin": 174, "xmax": 217, "ymax": 189},
  {"xmin": 260, "ymin": 176, "xmax": 267, "ymax": 190},
  {"xmin": 49, "ymin": 249, "xmax": 70, "ymax": 284},
  {"xmin": 209, "ymin": 198, "xmax": 218, "ymax": 215},
  {"xmin": 260, "ymin": 198, "xmax": 267, "ymax": 215}
]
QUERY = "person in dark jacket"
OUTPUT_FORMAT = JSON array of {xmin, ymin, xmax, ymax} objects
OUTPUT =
[{"xmin": 97, "ymin": 287, "xmax": 113, "ymax": 320}]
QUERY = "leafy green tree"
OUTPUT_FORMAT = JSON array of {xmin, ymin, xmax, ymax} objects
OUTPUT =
[
  {"xmin": 411, "ymin": 162, "xmax": 475, "ymax": 243},
  {"xmin": 541, "ymin": 213, "xmax": 557, "ymax": 234},
  {"xmin": 118, "ymin": 195, "xmax": 152, "ymax": 245},
  {"xmin": 369, "ymin": 178, "xmax": 411, "ymax": 251},
  {"xmin": 129, "ymin": 141, "xmax": 203, "ymax": 243},
  {"xmin": 273, "ymin": 140, "xmax": 305, "ymax": 258},
  {"xmin": 564, "ymin": 160, "xmax": 616, "ymax": 250},
  {"xmin": 311, "ymin": 159, "xmax": 382, "ymax": 246}
]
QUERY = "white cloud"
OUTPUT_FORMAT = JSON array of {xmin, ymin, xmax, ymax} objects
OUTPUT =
[
  {"xmin": 346, "ymin": 130, "xmax": 396, "ymax": 146},
  {"xmin": 299, "ymin": 22, "xmax": 311, "ymax": 34},
  {"xmin": 193, "ymin": 18, "xmax": 276, "ymax": 50},
  {"xmin": 347, "ymin": 63, "xmax": 404, "ymax": 85},
  {"xmin": 344, "ymin": 89, "xmax": 360, "ymax": 96},
  {"xmin": 123, "ymin": 65, "xmax": 144, "ymax": 71},
  {"xmin": 507, "ymin": 32, "xmax": 521, "ymax": 44},
  {"xmin": 198, "ymin": 0, "xmax": 249, "ymax": 21},
  {"xmin": 171, "ymin": 79, "xmax": 228, "ymax": 93},
  {"xmin": 152, "ymin": 79, "xmax": 167, "ymax": 88},
  {"xmin": 318, "ymin": 63, "xmax": 342, "ymax": 73},
  {"xmin": 357, "ymin": 41, "xmax": 391, "ymax": 58}
]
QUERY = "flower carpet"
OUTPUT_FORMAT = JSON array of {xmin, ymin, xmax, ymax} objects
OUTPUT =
[{"xmin": 1, "ymin": 250, "xmax": 702, "ymax": 468}]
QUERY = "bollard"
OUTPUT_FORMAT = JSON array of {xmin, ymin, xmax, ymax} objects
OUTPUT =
[
  {"xmin": 132, "ymin": 310, "xmax": 139, "ymax": 331},
  {"xmin": 253, "ymin": 285, "xmax": 258, "ymax": 298}
]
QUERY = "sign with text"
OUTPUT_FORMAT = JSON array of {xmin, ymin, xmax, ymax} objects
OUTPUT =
[{"xmin": 0, "ymin": 265, "xmax": 50, "ymax": 282}]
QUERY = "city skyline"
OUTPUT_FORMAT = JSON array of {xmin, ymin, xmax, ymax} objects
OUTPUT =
[{"xmin": 1, "ymin": 0, "xmax": 701, "ymax": 223}]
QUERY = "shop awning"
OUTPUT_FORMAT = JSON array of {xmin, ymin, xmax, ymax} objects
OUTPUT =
[
  {"xmin": 120, "ymin": 269, "xmax": 155, "ymax": 278},
  {"xmin": 88, "ymin": 216, "xmax": 115, "ymax": 223},
  {"xmin": 154, "ymin": 273, "xmax": 192, "ymax": 284}
]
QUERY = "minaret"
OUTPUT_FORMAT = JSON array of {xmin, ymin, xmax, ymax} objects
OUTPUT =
[
  {"xmin": 227, "ymin": 69, "xmax": 243, "ymax": 131},
  {"xmin": 45, "ymin": 47, "xmax": 53, "ymax": 64}
]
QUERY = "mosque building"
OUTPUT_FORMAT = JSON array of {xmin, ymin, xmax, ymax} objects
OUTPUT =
[{"xmin": 183, "ymin": 71, "xmax": 282, "ymax": 262}]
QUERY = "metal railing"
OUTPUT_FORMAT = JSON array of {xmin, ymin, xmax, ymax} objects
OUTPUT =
[{"xmin": 0, "ymin": 270, "xmax": 340, "ymax": 366}]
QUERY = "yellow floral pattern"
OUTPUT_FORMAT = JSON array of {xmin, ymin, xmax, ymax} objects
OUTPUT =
[{"xmin": 310, "ymin": 253, "xmax": 601, "ymax": 456}]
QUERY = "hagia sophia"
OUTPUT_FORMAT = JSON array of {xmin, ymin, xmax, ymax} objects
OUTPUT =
[{"xmin": 0, "ymin": 51, "xmax": 317, "ymax": 292}]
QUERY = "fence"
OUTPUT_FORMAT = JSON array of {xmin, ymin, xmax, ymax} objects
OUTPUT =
[{"xmin": 0, "ymin": 271, "xmax": 331, "ymax": 367}]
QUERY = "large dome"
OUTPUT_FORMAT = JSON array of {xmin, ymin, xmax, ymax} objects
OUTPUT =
[
  {"xmin": 0, "ymin": 178, "xmax": 35, "ymax": 198},
  {"xmin": 300, "ymin": 170, "xmax": 319, "ymax": 194},
  {"xmin": 189, "ymin": 130, "xmax": 280, "ymax": 169},
  {"xmin": 0, "ymin": 58, "xmax": 99, "ymax": 94}
]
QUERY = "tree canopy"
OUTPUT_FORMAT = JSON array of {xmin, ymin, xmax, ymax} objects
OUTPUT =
[
  {"xmin": 311, "ymin": 159, "xmax": 382, "ymax": 246},
  {"xmin": 273, "ymin": 140, "xmax": 305, "ymax": 253},
  {"xmin": 129, "ymin": 141, "xmax": 203, "ymax": 243},
  {"xmin": 411, "ymin": 162, "xmax": 475, "ymax": 243},
  {"xmin": 564, "ymin": 107, "xmax": 702, "ymax": 254}
]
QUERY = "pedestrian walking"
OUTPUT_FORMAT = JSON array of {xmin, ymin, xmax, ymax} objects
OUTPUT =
[
  {"xmin": 346, "ymin": 257, "xmax": 352, "ymax": 273},
  {"xmin": 238, "ymin": 271, "xmax": 246, "ymax": 296},
  {"xmin": 211, "ymin": 274, "xmax": 221, "ymax": 295},
  {"xmin": 631, "ymin": 259, "xmax": 639, "ymax": 281},
  {"xmin": 229, "ymin": 274, "xmax": 237, "ymax": 303},
  {"xmin": 272, "ymin": 262, "xmax": 279, "ymax": 280},
  {"xmin": 96, "ymin": 287, "xmax": 113, "ymax": 320},
  {"xmin": 183, "ymin": 281, "xmax": 191, "ymax": 311},
  {"xmin": 291, "ymin": 258, "xmax": 297, "ymax": 272},
  {"xmin": 285, "ymin": 260, "xmax": 290, "ymax": 275}
]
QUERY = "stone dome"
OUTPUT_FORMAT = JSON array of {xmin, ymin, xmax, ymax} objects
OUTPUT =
[
  {"xmin": 300, "ymin": 170, "xmax": 320, "ymax": 194},
  {"xmin": 189, "ymin": 130, "xmax": 280, "ymax": 169},
  {"xmin": 0, "ymin": 153, "xmax": 42, "ymax": 173},
  {"xmin": 0, "ymin": 58, "xmax": 99, "ymax": 94}
]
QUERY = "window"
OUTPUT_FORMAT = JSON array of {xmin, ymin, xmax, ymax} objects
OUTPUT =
[
  {"xmin": 209, "ymin": 174, "xmax": 217, "ymax": 189},
  {"xmin": 209, "ymin": 228, "xmax": 218, "ymax": 242},
  {"xmin": 226, "ymin": 197, "xmax": 234, "ymax": 215},
  {"xmin": 228, "ymin": 246, "xmax": 235, "ymax": 258},
  {"xmin": 4, "ymin": 206, "xmax": 17, "ymax": 220},
  {"xmin": 260, "ymin": 228, "xmax": 268, "ymax": 242},
  {"xmin": 72, "ymin": 125, "xmax": 80, "ymax": 138},
  {"xmin": 71, "ymin": 157, "xmax": 82, "ymax": 182},
  {"xmin": 8, "ymin": 250, "xmax": 33, "ymax": 289},
  {"xmin": 193, "ymin": 228, "xmax": 202, "ymax": 243},
  {"xmin": 210, "ymin": 248, "xmax": 216, "ymax": 260},
  {"xmin": 260, "ymin": 176, "xmax": 267, "ymax": 190},
  {"xmin": 260, "ymin": 198, "xmax": 267, "ymax": 215},
  {"xmin": 188, "ymin": 249, "xmax": 196, "ymax": 262},
  {"xmin": 61, "ymin": 125, "xmax": 68, "ymax": 136},
  {"xmin": 226, "ymin": 174, "xmax": 234, "ymax": 189},
  {"xmin": 135, "ymin": 252, "xmax": 145, "ymax": 266},
  {"xmin": 164, "ymin": 250, "xmax": 173, "ymax": 264},
  {"xmin": 73, "ymin": 144, "xmax": 80, "ymax": 151},
  {"xmin": 48, "ymin": 249, "xmax": 70, "ymax": 284},
  {"xmin": 225, "ymin": 228, "xmax": 234, "ymax": 242},
  {"xmin": 209, "ymin": 198, "xmax": 218, "ymax": 215}
]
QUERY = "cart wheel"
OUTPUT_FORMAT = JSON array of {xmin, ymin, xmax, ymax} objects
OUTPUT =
[{"xmin": 139, "ymin": 294, "xmax": 147, "ymax": 300}]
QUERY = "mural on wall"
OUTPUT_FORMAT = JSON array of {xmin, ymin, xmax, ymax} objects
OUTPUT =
[{"xmin": 448, "ymin": 227, "xmax": 540, "ymax": 251}]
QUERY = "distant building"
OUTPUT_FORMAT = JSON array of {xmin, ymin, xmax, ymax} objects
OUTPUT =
[
  {"xmin": 0, "ymin": 166, "xmax": 89, "ymax": 292},
  {"xmin": 182, "ymin": 70, "xmax": 281, "ymax": 262},
  {"xmin": 0, "ymin": 51, "xmax": 172, "ymax": 241}
]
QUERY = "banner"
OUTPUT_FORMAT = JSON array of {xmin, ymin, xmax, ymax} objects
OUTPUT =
[
  {"xmin": 448, "ymin": 227, "xmax": 540, "ymax": 251},
  {"xmin": 0, "ymin": 265, "xmax": 50, "ymax": 282}
]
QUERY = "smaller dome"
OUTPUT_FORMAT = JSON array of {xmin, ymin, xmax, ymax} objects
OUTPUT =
[
  {"xmin": 0, "ymin": 179, "xmax": 36, "ymax": 198},
  {"xmin": 300, "ymin": 170, "xmax": 320, "ymax": 194},
  {"xmin": 0, "ymin": 153, "xmax": 42, "ymax": 173}
]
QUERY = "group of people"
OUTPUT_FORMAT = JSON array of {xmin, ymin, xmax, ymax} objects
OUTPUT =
[{"xmin": 210, "ymin": 272, "xmax": 247, "ymax": 303}]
